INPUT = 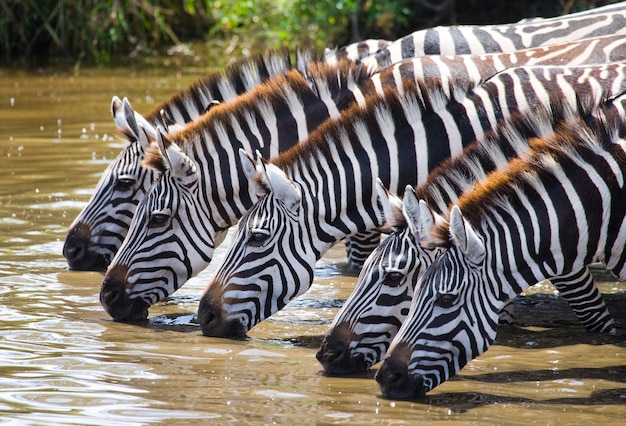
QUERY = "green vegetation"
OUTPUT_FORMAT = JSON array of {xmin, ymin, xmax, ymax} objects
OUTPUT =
[{"xmin": 0, "ymin": 0, "xmax": 621, "ymax": 68}]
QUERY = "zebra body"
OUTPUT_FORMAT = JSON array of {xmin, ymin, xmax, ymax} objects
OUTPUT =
[
  {"xmin": 375, "ymin": 96, "xmax": 626, "ymax": 400},
  {"xmin": 96, "ymin": 40, "xmax": 626, "ymax": 321},
  {"xmin": 365, "ymin": 1, "xmax": 626, "ymax": 70},
  {"xmin": 317, "ymin": 93, "xmax": 620, "ymax": 375},
  {"xmin": 196, "ymin": 61, "xmax": 626, "ymax": 339},
  {"xmin": 63, "ymin": 50, "xmax": 311, "ymax": 271}
]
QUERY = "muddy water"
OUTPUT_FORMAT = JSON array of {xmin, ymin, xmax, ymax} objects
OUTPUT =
[{"xmin": 1, "ymin": 65, "xmax": 626, "ymax": 425}]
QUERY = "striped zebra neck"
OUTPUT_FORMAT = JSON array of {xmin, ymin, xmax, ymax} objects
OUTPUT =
[{"xmin": 443, "ymin": 100, "xmax": 626, "ymax": 290}]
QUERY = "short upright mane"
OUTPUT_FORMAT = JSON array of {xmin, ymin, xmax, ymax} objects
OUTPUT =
[{"xmin": 144, "ymin": 49, "xmax": 314, "ymax": 122}]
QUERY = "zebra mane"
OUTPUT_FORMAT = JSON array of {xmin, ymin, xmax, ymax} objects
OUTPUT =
[
  {"xmin": 271, "ymin": 76, "xmax": 477, "ymax": 171},
  {"xmin": 143, "ymin": 48, "xmax": 316, "ymax": 123},
  {"xmin": 141, "ymin": 54, "xmax": 374, "ymax": 172},
  {"xmin": 431, "ymin": 96, "xmax": 626, "ymax": 244}
]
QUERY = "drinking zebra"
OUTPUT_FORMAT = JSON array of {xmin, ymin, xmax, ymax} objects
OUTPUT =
[
  {"xmin": 317, "ymin": 93, "xmax": 620, "ymax": 375},
  {"xmin": 364, "ymin": 1, "xmax": 626, "ymax": 70},
  {"xmin": 375, "ymin": 95, "xmax": 626, "ymax": 400},
  {"xmin": 101, "ymin": 36, "xmax": 626, "ymax": 319},
  {"xmin": 63, "ymin": 49, "xmax": 313, "ymax": 271},
  {"xmin": 197, "ymin": 61, "xmax": 626, "ymax": 338}
]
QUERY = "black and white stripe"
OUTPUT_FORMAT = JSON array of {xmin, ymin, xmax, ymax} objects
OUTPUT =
[
  {"xmin": 365, "ymin": 1, "xmax": 626, "ymax": 70},
  {"xmin": 196, "ymin": 61, "xmax": 626, "ymax": 339},
  {"xmin": 63, "ymin": 49, "xmax": 311, "ymax": 271},
  {"xmin": 376, "ymin": 95, "xmax": 626, "ymax": 400},
  {"xmin": 317, "ymin": 92, "xmax": 620, "ymax": 375},
  {"xmin": 95, "ymin": 39, "xmax": 626, "ymax": 320},
  {"xmin": 97, "ymin": 59, "xmax": 400, "ymax": 321}
]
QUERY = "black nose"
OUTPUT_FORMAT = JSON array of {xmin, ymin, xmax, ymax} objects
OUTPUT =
[
  {"xmin": 99, "ymin": 264, "xmax": 149, "ymax": 321},
  {"xmin": 63, "ymin": 222, "xmax": 109, "ymax": 271},
  {"xmin": 375, "ymin": 349, "xmax": 425, "ymax": 400},
  {"xmin": 63, "ymin": 223, "xmax": 91, "ymax": 267},
  {"xmin": 197, "ymin": 296, "xmax": 247, "ymax": 339}
]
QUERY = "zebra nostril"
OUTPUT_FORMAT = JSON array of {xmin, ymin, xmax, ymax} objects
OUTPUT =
[
  {"xmin": 101, "ymin": 284, "xmax": 123, "ymax": 308},
  {"xmin": 63, "ymin": 241, "xmax": 87, "ymax": 264},
  {"xmin": 198, "ymin": 300, "xmax": 220, "ymax": 336},
  {"xmin": 316, "ymin": 345, "xmax": 346, "ymax": 365}
]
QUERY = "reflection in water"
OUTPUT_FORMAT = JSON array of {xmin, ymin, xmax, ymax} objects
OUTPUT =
[{"xmin": 0, "ymin": 67, "xmax": 625, "ymax": 424}]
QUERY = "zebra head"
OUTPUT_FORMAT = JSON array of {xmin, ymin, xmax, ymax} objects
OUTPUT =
[
  {"xmin": 100, "ymin": 127, "xmax": 228, "ymax": 321},
  {"xmin": 317, "ymin": 183, "xmax": 445, "ymax": 374},
  {"xmin": 198, "ymin": 149, "xmax": 316, "ymax": 338},
  {"xmin": 63, "ymin": 96, "xmax": 157, "ymax": 271},
  {"xmin": 376, "ymin": 204, "xmax": 508, "ymax": 400}
]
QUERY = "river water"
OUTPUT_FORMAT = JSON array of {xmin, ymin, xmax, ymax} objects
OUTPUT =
[{"xmin": 1, "ymin": 64, "xmax": 626, "ymax": 425}]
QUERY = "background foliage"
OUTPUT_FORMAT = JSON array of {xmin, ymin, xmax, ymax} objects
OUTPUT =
[{"xmin": 0, "ymin": 0, "xmax": 622, "ymax": 67}]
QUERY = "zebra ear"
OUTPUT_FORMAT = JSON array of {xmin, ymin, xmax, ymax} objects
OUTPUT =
[
  {"xmin": 159, "ymin": 109, "xmax": 185, "ymax": 134},
  {"xmin": 156, "ymin": 126, "xmax": 197, "ymax": 181},
  {"xmin": 112, "ymin": 96, "xmax": 156, "ymax": 149},
  {"xmin": 408, "ymin": 197, "xmax": 447, "ymax": 248},
  {"xmin": 263, "ymin": 161, "xmax": 301, "ymax": 212},
  {"xmin": 449, "ymin": 205, "xmax": 485, "ymax": 264},
  {"xmin": 112, "ymin": 96, "xmax": 140, "ymax": 143},
  {"xmin": 376, "ymin": 179, "xmax": 405, "ymax": 231},
  {"xmin": 238, "ymin": 149, "xmax": 268, "ymax": 196}
]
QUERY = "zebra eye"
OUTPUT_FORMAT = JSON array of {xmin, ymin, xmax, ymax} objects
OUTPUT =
[
  {"xmin": 148, "ymin": 213, "xmax": 170, "ymax": 228},
  {"xmin": 435, "ymin": 293, "xmax": 457, "ymax": 308},
  {"xmin": 248, "ymin": 230, "xmax": 270, "ymax": 247},
  {"xmin": 115, "ymin": 177, "xmax": 136, "ymax": 191},
  {"xmin": 384, "ymin": 271, "xmax": 404, "ymax": 286}
]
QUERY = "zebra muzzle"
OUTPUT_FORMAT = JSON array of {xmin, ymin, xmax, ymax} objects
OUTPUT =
[
  {"xmin": 197, "ymin": 295, "xmax": 247, "ymax": 339},
  {"xmin": 316, "ymin": 323, "xmax": 370, "ymax": 375},
  {"xmin": 100, "ymin": 265, "xmax": 149, "ymax": 321},
  {"xmin": 375, "ymin": 342, "xmax": 426, "ymax": 400}
]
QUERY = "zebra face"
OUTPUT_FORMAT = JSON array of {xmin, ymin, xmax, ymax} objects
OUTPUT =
[
  {"xmin": 317, "ymin": 228, "xmax": 443, "ymax": 374},
  {"xmin": 100, "ymin": 137, "xmax": 227, "ymax": 321},
  {"xmin": 63, "ymin": 135, "xmax": 154, "ymax": 272},
  {"xmin": 198, "ymin": 171, "xmax": 317, "ymax": 338},
  {"xmin": 376, "ymin": 207, "xmax": 505, "ymax": 399}
]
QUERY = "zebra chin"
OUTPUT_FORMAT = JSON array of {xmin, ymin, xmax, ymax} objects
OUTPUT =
[
  {"xmin": 63, "ymin": 222, "xmax": 111, "ymax": 272},
  {"xmin": 99, "ymin": 265, "xmax": 150, "ymax": 321},
  {"xmin": 197, "ymin": 296, "xmax": 248, "ymax": 339},
  {"xmin": 375, "ymin": 342, "xmax": 427, "ymax": 400}
]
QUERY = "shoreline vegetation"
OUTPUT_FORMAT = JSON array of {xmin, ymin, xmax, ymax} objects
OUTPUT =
[{"xmin": 0, "ymin": 0, "xmax": 619, "ymax": 69}]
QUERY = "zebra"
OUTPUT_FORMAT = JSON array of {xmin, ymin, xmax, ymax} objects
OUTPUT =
[
  {"xmin": 316, "ymin": 93, "xmax": 620, "ymax": 375},
  {"xmin": 374, "ymin": 96, "xmax": 626, "ymax": 400},
  {"xmin": 196, "ymin": 61, "xmax": 626, "ymax": 339},
  {"xmin": 99, "ymin": 36, "xmax": 626, "ymax": 321},
  {"xmin": 62, "ymin": 49, "xmax": 316, "ymax": 272},
  {"xmin": 364, "ymin": 1, "xmax": 626, "ymax": 70}
]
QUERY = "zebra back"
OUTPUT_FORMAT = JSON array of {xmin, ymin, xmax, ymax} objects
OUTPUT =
[
  {"xmin": 376, "ymin": 94, "xmax": 626, "ymax": 400},
  {"xmin": 196, "ymin": 61, "xmax": 626, "ymax": 339},
  {"xmin": 365, "ymin": 1, "xmax": 626, "ymax": 70}
]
